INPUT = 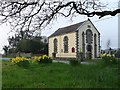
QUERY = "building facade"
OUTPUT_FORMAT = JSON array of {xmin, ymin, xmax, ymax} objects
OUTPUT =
[{"xmin": 48, "ymin": 19, "xmax": 100, "ymax": 59}]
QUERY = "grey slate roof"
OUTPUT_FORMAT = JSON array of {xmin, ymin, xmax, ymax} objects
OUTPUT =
[{"xmin": 49, "ymin": 20, "xmax": 86, "ymax": 37}]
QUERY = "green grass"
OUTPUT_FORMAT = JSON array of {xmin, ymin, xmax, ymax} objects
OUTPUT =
[
  {"xmin": 0, "ymin": 61, "xmax": 2, "ymax": 89},
  {"xmin": 2, "ymin": 60, "xmax": 119, "ymax": 88}
]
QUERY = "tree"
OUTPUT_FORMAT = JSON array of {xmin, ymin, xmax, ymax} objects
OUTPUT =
[
  {"xmin": 3, "ymin": 45, "xmax": 9, "ymax": 56},
  {"xmin": 8, "ymin": 30, "xmax": 39, "ymax": 49},
  {"xmin": 16, "ymin": 38, "xmax": 47, "ymax": 54},
  {"xmin": 0, "ymin": 0, "xmax": 119, "ymax": 32},
  {"xmin": 106, "ymin": 39, "xmax": 111, "ymax": 50},
  {"xmin": 8, "ymin": 35, "xmax": 20, "ymax": 48},
  {"xmin": 106, "ymin": 39, "xmax": 113, "ymax": 55}
]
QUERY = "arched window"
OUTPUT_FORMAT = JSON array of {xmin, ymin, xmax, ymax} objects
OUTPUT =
[
  {"xmin": 86, "ymin": 29, "xmax": 93, "ymax": 44},
  {"xmin": 64, "ymin": 36, "xmax": 68, "ymax": 53},
  {"xmin": 82, "ymin": 32, "xmax": 85, "ymax": 58},
  {"xmin": 94, "ymin": 34, "xmax": 97, "ymax": 58},
  {"xmin": 53, "ymin": 38, "xmax": 57, "ymax": 53},
  {"xmin": 82, "ymin": 32, "xmax": 85, "ymax": 49},
  {"xmin": 94, "ymin": 34, "xmax": 97, "ymax": 44}
]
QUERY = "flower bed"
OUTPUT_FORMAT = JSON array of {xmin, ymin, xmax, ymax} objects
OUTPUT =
[
  {"xmin": 11, "ymin": 57, "xmax": 30, "ymax": 67},
  {"xmin": 100, "ymin": 53, "xmax": 117, "ymax": 64},
  {"xmin": 11, "ymin": 55, "xmax": 52, "ymax": 67},
  {"xmin": 33, "ymin": 55, "xmax": 52, "ymax": 63}
]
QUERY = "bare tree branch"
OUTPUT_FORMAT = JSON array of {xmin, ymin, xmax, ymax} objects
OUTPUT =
[{"xmin": 0, "ymin": 0, "xmax": 119, "ymax": 32}]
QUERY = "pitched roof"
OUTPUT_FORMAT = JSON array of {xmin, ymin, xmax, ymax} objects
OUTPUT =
[{"xmin": 49, "ymin": 20, "xmax": 86, "ymax": 37}]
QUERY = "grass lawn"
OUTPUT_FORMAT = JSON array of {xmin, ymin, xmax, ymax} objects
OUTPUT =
[
  {"xmin": 2, "ymin": 60, "xmax": 119, "ymax": 88},
  {"xmin": 0, "ymin": 61, "xmax": 2, "ymax": 89}
]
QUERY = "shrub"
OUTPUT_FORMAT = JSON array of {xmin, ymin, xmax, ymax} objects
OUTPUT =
[
  {"xmin": 69, "ymin": 58, "xmax": 80, "ymax": 66},
  {"xmin": 11, "ymin": 57, "xmax": 30, "ymax": 68},
  {"xmin": 100, "ymin": 53, "xmax": 117, "ymax": 65},
  {"xmin": 115, "ymin": 49, "xmax": 120, "ymax": 58},
  {"xmin": 33, "ymin": 55, "xmax": 52, "ymax": 63}
]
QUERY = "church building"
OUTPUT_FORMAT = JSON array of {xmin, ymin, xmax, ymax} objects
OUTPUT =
[{"xmin": 48, "ymin": 19, "xmax": 100, "ymax": 59}]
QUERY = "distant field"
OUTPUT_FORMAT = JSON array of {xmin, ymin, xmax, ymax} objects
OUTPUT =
[{"xmin": 2, "ymin": 60, "xmax": 119, "ymax": 88}]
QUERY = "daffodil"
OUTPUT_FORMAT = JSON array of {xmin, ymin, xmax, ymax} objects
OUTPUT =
[{"xmin": 11, "ymin": 56, "xmax": 30, "ymax": 64}]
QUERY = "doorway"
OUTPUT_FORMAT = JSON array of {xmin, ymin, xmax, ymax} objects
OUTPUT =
[{"xmin": 86, "ymin": 44, "xmax": 92, "ymax": 59}]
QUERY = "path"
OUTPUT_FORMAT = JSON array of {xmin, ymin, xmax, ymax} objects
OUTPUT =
[
  {"xmin": 0, "ymin": 58, "xmax": 11, "ymax": 60},
  {"xmin": 53, "ymin": 60, "xmax": 94, "ymax": 65}
]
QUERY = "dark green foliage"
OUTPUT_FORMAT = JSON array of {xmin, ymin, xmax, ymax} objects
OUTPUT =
[
  {"xmin": 5, "ymin": 31, "xmax": 48, "ymax": 55},
  {"xmin": 101, "ymin": 55, "xmax": 118, "ymax": 65},
  {"xmin": 115, "ymin": 49, "xmax": 120, "ymax": 58},
  {"xmin": 39, "ymin": 57, "xmax": 52, "ymax": 63},
  {"xmin": 35, "ymin": 55, "xmax": 52, "ymax": 63},
  {"xmin": 16, "ymin": 60, "xmax": 29, "ymax": 68},
  {"xmin": 69, "ymin": 58, "xmax": 80, "ymax": 66},
  {"xmin": 103, "ymin": 57, "xmax": 117, "ymax": 64},
  {"xmin": 16, "ymin": 39, "xmax": 47, "ymax": 54},
  {"xmin": 3, "ymin": 46, "xmax": 9, "ymax": 56}
]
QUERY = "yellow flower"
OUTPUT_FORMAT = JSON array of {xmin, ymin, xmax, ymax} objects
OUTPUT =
[
  {"xmin": 38, "ymin": 56, "xmax": 41, "ymax": 61},
  {"xmin": 34, "ymin": 56, "xmax": 38, "ymax": 60},
  {"xmin": 112, "ymin": 54, "xmax": 115, "ymax": 57},
  {"xmin": 107, "ymin": 54, "xmax": 111, "ymax": 57},
  {"xmin": 47, "ymin": 56, "xmax": 51, "ymax": 59},
  {"xmin": 42, "ymin": 56, "xmax": 44, "ymax": 59},
  {"xmin": 11, "ymin": 56, "xmax": 30, "ymax": 64},
  {"xmin": 32, "ymin": 60, "xmax": 36, "ymax": 63}
]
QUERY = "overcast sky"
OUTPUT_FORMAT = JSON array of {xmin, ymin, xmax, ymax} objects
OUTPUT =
[{"xmin": 0, "ymin": 0, "xmax": 119, "ymax": 54}]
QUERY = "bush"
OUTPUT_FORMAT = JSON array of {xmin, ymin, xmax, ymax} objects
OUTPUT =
[
  {"xmin": 16, "ymin": 60, "xmax": 29, "ymax": 67},
  {"xmin": 69, "ymin": 58, "xmax": 80, "ymax": 66},
  {"xmin": 115, "ymin": 49, "xmax": 120, "ymax": 58},
  {"xmin": 100, "ymin": 53, "xmax": 117, "ymax": 65},
  {"xmin": 11, "ymin": 57, "xmax": 30, "ymax": 68},
  {"xmin": 33, "ymin": 55, "xmax": 52, "ymax": 63}
]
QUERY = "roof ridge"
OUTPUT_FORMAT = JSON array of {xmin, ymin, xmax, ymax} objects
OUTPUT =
[
  {"xmin": 61, "ymin": 19, "xmax": 88, "ymax": 29},
  {"xmin": 59, "ymin": 22, "xmax": 82, "ymax": 29},
  {"xmin": 49, "ymin": 19, "xmax": 88, "ymax": 38}
]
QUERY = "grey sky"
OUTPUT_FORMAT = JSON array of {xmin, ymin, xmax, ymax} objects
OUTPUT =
[{"xmin": 0, "ymin": 0, "xmax": 119, "ymax": 54}]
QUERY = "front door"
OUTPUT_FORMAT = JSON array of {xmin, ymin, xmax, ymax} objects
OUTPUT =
[{"xmin": 87, "ymin": 44, "xmax": 92, "ymax": 59}]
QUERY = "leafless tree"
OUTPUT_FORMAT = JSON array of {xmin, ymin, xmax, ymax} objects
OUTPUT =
[
  {"xmin": 106, "ymin": 39, "xmax": 111, "ymax": 49},
  {"xmin": 0, "ymin": 0, "xmax": 119, "ymax": 32}
]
